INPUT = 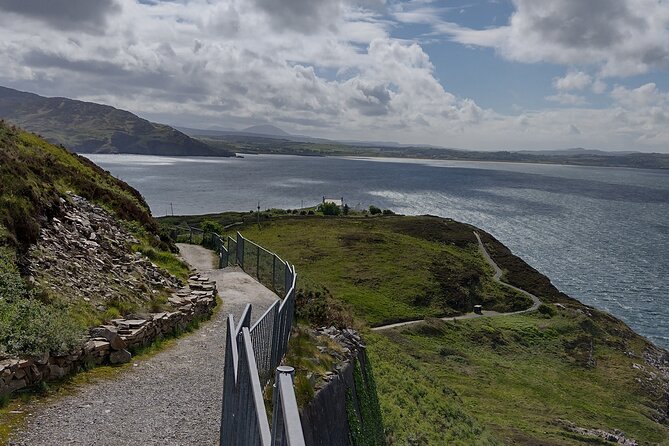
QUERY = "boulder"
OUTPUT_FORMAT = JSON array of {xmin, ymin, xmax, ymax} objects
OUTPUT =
[
  {"xmin": 90, "ymin": 327, "xmax": 127, "ymax": 351},
  {"xmin": 109, "ymin": 349, "xmax": 132, "ymax": 364}
]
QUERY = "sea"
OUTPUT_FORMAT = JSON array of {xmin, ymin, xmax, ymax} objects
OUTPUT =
[{"xmin": 85, "ymin": 153, "xmax": 669, "ymax": 350}]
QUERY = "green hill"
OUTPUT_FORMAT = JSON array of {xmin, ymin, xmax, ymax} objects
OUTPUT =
[{"xmin": 0, "ymin": 86, "xmax": 235, "ymax": 157}]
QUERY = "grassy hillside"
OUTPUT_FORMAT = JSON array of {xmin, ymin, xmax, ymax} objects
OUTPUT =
[
  {"xmin": 167, "ymin": 212, "xmax": 669, "ymax": 445},
  {"xmin": 0, "ymin": 121, "xmax": 187, "ymax": 357},
  {"xmin": 0, "ymin": 86, "xmax": 235, "ymax": 157}
]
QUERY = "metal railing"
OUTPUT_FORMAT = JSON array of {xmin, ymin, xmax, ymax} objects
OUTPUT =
[
  {"xmin": 220, "ymin": 232, "xmax": 303, "ymax": 446},
  {"xmin": 170, "ymin": 226, "xmax": 305, "ymax": 445}
]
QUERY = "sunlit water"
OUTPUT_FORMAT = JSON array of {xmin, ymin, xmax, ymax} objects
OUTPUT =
[{"xmin": 86, "ymin": 154, "xmax": 669, "ymax": 349}]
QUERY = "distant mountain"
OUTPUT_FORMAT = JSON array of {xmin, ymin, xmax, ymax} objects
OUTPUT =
[
  {"xmin": 241, "ymin": 124, "xmax": 290, "ymax": 137},
  {"xmin": 0, "ymin": 86, "xmax": 234, "ymax": 157}
]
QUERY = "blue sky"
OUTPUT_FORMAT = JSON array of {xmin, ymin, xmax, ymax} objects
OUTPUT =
[{"xmin": 0, "ymin": 0, "xmax": 668, "ymax": 152}]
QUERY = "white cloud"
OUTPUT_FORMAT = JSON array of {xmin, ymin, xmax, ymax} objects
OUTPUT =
[
  {"xmin": 553, "ymin": 71, "xmax": 591, "ymax": 91},
  {"xmin": 422, "ymin": 0, "xmax": 669, "ymax": 78},
  {"xmin": 0, "ymin": 0, "xmax": 668, "ymax": 152}
]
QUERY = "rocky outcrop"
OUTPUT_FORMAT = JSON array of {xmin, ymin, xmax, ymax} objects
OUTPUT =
[
  {"xmin": 0, "ymin": 274, "xmax": 216, "ymax": 396},
  {"xmin": 27, "ymin": 193, "xmax": 181, "ymax": 308}
]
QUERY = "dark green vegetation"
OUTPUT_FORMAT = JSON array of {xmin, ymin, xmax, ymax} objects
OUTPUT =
[
  {"xmin": 199, "ymin": 132, "xmax": 669, "ymax": 170},
  {"xmin": 164, "ymin": 212, "xmax": 669, "ymax": 445},
  {"xmin": 347, "ymin": 356, "xmax": 386, "ymax": 446},
  {"xmin": 0, "ymin": 121, "xmax": 186, "ymax": 357},
  {"xmin": 0, "ymin": 86, "xmax": 234, "ymax": 156}
]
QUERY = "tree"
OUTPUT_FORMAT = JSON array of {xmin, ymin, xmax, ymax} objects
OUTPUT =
[
  {"xmin": 369, "ymin": 205, "xmax": 382, "ymax": 215},
  {"xmin": 343, "ymin": 204, "xmax": 350, "ymax": 215},
  {"xmin": 318, "ymin": 202, "xmax": 341, "ymax": 216}
]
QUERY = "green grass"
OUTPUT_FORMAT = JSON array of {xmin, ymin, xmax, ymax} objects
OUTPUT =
[
  {"xmin": 131, "ymin": 243, "xmax": 190, "ymax": 281},
  {"xmin": 376, "ymin": 314, "xmax": 669, "ymax": 445},
  {"xmin": 231, "ymin": 216, "xmax": 531, "ymax": 326}
]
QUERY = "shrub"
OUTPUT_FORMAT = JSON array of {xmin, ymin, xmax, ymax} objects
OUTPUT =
[
  {"xmin": 369, "ymin": 205, "xmax": 382, "ymax": 215},
  {"xmin": 200, "ymin": 219, "xmax": 223, "ymax": 234},
  {"xmin": 343, "ymin": 204, "xmax": 350, "ymax": 215},
  {"xmin": 538, "ymin": 303, "xmax": 557, "ymax": 317},
  {"xmin": 307, "ymin": 210, "xmax": 315, "ymax": 215},
  {"xmin": 318, "ymin": 202, "xmax": 341, "ymax": 216},
  {"xmin": 382, "ymin": 209, "xmax": 395, "ymax": 215},
  {"xmin": 0, "ymin": 248, "xmax": 83, "ymax": 356}
]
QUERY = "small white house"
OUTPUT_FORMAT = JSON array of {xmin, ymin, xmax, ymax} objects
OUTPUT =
[{"xmin": 322, "ymin": 196, "xmax": 344, "ymax": 207}]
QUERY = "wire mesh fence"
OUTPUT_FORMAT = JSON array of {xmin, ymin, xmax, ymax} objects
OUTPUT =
[
  {"xmin": 167, "ymin": 227, "xmax": 304, "ymax": 445},
  {"xmin": 220, "ymin": 233, "xmax": 303, "ymax": 446}
]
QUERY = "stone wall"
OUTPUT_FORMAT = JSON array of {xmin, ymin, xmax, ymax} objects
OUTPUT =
[
  {"xmin": 300, "ymin": 329, "xmax": 385, "ymax": 446},
  {"xmin": 0, "ymin": 274, "xmax": 217, "ymax": 396}
]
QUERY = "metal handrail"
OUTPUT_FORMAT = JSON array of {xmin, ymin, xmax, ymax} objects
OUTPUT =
[{"xmin": 215, "ymin": 231, "xmax": 304, "ymax": 446}]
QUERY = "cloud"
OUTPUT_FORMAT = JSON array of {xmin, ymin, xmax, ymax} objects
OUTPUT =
[
  {"xmin": 553, "ymin": 71, "xmax": 591, "ymax": 91},
  {"xmin": 0, "ymin": 0, "xmax": 668, "ymax": 152},
  {"xmin": 545, "ymin": 92, "xmax": 588, "ymax": 106},
  {"xmin": 0, "ymin": 0, "xmax": 121, "ymax": 33},
  {"xmin": 425, "ymin": 0, "xmax": 669, "ymax": 77},
  {"xmin": 251, "ymin": 0, "xmax": 344, "ymax": 33}
]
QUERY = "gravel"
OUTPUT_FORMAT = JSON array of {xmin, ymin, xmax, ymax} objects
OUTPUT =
[{"xmin": 9, "ymin": 244, "xmax": 278, "ymax": 446}]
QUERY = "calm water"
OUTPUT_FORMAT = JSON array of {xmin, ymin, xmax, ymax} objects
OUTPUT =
[{"xmin": 87, "ymin": 154, "xmax": 669, "ymax": 349}]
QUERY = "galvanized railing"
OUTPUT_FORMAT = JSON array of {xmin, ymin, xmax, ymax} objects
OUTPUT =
[
  {"xmin": 170, "ymin": 226, "xmax": 305, "ymax": 445},
  {"xmin": 220, "ymin": 232, "xmax": 303, "ymax": 446}
]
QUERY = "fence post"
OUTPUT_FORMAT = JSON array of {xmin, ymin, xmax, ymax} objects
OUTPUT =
[
  {"xmin": 271, "ymin": 366, "xmax": 292, "ymax": 445},
  {"xmin": 270, "ymin": 304, "xmax": 281, "ymax": 373},
  {"xmin": 272, "ymin": 255, "xmax": 277, "ymax": 291},
  {"xmin": 237, "ymin": 232, "xmax": 244, "ymax": 270}
]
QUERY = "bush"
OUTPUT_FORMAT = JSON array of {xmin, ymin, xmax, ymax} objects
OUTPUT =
[
  {"xmin": 538, "ymin": 303, "xmax": 557, "ymax": 318},
  {"xmin": 382, "ymin": 209, "xmax": 395, "ymax": 215},
  {"xmin": 307, "ymin": 210, "xmax": 315, "ymax": 215},
  {"xmin": 343, "ymin": 204, "xmax": 350, "ymax": 215},
  {"xmin": 318, "ymin": 202, "xmax": 341, "ymax": 216},
  {"xmin": 0, "ymin": 298, "xmax": 84, "ymax": 356},
  {"xmin": 369, "ymin": 205, "xmax": 382, "ymax": 215},
  {"xmin": 0, "ymin": 248, "xmax": 83, "ymax": 356},
  {"xmin": 200, "ymin": 219, "xmax": 223, "ymax": 234}
]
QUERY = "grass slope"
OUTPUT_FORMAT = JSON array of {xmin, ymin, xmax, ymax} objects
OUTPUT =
[
  {"xmin": 0, "ymin": 86, "xmax": 234, "ymax": 156},
  {"xmin": 174, "ymin": 213, "xmax": 669, "ymax": 445}
]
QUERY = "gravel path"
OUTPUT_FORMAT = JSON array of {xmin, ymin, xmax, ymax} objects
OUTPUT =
[
  {"xmin": 9, "ymin": 244, "xmax": 277, "ymax": 446},
  {"xmin": 371, "ymin": 232, "xmax": 542, "ymax": 331}
]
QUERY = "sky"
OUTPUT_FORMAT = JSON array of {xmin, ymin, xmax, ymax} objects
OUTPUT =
[{"xmin": 0, "ymin": 0, "xmax": 669, "ymax": 152}]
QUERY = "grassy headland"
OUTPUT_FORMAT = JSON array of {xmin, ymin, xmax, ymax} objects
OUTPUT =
[{"xmin": 162, "ymin": 212, "xmax": 669, "ymax": 445}]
